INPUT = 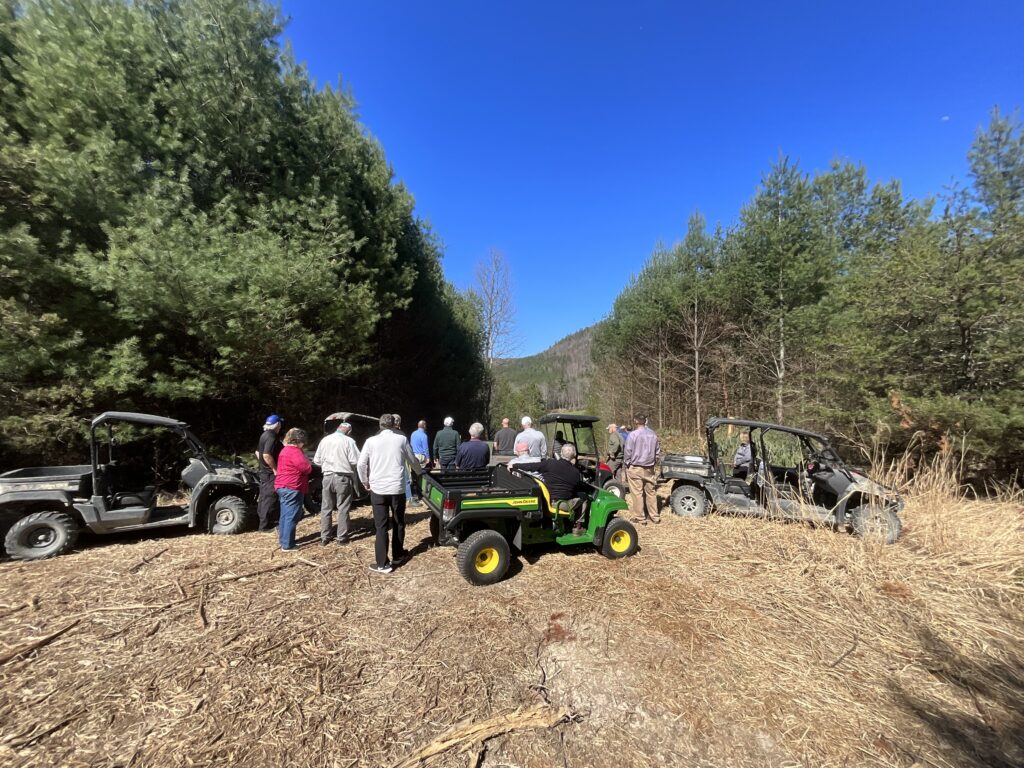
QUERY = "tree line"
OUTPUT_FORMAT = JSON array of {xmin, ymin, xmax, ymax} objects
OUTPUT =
[
  {"xmin": 592, "ymin": 110, "xmax": 1023, "ymax": 482},
  {"xmin": 0, "ymin": 0, "xmax": 487, "ymax": 465}
]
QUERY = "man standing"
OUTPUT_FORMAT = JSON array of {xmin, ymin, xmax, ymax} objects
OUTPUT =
[
  {"xmin": 492, "ymin": 417, "xmax": 517, "ymax": 457},
  {"xmin": 256, "ymin": 414, "xmax": 284, "ymax": 532},
  {"xmin": 623, "ymin": 414, "xmax": 661, "ymax": 525},
  {"xmin": 358, "ymin": 414, "xmax": 421, "ymax": 574},
  {"xmin": 514, "ymin": 416, "xmax": 547, "ymax": 458},
  {"xmin": 606, "ymin": 423, "xmax": 624, "ymax": 481},
  {"xmin": 456, "ymin": 423, "xmax": 491, "ymax": 469},
  {"xmin": 393, "ymin": 414, "xmax": 422, "ymax": 507},
  {"xmin": 313, "ymin": 421, "xmax": 361, "ymax": 545},
  {"xmin": 732, "ymin": 431, "xmax": 753, "ymax": 478},
  {"xmin": 433, "ymin": 416, "xmax": 461, "ymax": 470},
  {"xmin": 411, "ymin": 420, "xmax": 430, "ymax": 467}
]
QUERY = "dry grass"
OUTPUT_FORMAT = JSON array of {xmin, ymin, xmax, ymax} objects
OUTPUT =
[{"xmin": 0, "ymin": 474, "xmax": 1021, "ymax": 767}]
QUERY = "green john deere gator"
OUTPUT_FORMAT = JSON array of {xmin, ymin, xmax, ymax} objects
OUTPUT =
[{"xmin": 420, "ymin": 463, "xmax": 638, "ymax": 585}]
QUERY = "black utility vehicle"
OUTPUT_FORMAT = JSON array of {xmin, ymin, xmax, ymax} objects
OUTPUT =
[
  {"xmin": 662, "ymin": 417, "xmax": 903, "ymax": 544},
  {"xmin": 537, "ymin": 414, "xmax": 627, "ymax": 498},
  {"xmin": 0, "ymin": 412, "xmax": 259, "ymax": 561}
]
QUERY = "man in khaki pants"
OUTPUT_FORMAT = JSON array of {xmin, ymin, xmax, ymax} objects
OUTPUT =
[{"xmin": 623, "ymin": 414, "xmax": 661, "ymax": 524}]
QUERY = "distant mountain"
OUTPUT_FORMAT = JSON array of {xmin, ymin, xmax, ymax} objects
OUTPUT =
[{"xmin": 494, "ymin": 325, "xmax": 597, "ymax": 410}]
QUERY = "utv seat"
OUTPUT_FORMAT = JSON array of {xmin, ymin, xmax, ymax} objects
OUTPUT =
[{"xmin": 112, "ymin": 486, "xmax": 156, "ymax": 509}]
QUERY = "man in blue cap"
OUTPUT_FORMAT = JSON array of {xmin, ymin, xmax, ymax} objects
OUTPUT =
[{"xmin": 256, "ymin": 414, "xmax": 284, "ymax": 531}]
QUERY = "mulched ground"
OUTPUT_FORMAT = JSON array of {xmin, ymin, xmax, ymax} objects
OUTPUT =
[{"xmin": 0, "ymin": 495, "xmax": 1021, "ymax": 768}]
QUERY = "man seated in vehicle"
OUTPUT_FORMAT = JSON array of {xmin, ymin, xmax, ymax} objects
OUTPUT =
[
  {"xmin": 732, "ymin": 431, "xmax": 754, "ymax": 479},
  {"xmin": 510, "ymin": 444, "xmax": 591, "ymax": 531}
]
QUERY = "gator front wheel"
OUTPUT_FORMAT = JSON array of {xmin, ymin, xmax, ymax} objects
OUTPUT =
[
  {"xmin": 457, "ymin": 529, "xmax": 511, "ymax": 585},
  {"xmin": 4, "ymin": 511, "xmax": 79, "ymax": 561},
  {"xmin": 601, "ymin": 517, "xmax": 638, "ymax": 559}
]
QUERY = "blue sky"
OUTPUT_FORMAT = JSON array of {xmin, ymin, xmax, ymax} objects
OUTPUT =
[{"xmin": 280, "ymin": 1, "xmax": 1023, "ymax": 356}]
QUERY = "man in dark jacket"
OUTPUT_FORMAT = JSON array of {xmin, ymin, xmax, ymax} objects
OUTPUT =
[
  {"xmin": 455, "ymin": 422, "xmax": 490, "ymax": 469},
  {"xmin": 256, "ymin": 414, "xmax": 284, "ymax": 531},
  {"xmin": 511, "ymin": 444, "xmax": 589, "ymax": 501},
  {"xmin": 433, "ymin": 416, "xmax": 461, "ymax": 469}
]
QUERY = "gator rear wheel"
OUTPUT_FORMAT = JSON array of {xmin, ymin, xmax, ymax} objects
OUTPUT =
[
  {"xmin": 670, "ymin": 484, "xmax": 708, "ymax": 517},
  {"xmin": 4, "ymin": 511, "xmax": 79, "ymax": 561},
  {"xmin": 210, "ymin": 495, "xmax": 254, "ymax": 535},
  {"xmin": 457, "ymin": 529, "xmax": 511, "ymax": 585},
  {"xmin": 601, "ymin": 517, "xmax": 638, "ymax": 559},
  {"xmin": 850, "ymin": 504, "xmax": 902, "ymax": 545}
]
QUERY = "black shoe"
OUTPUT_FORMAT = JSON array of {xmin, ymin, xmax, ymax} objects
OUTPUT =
[
  {"xmin": 391, "ymin": 553, "xmax": 408, "ymax": 566},
  {"xmin": 335, "ymin": 536, "xmax": 349, "ymax": 545},
  {"xmin": 320, "ymin": 539, "xmax": 331, "ymax": 546},
  {"xmin": 368, "ymin": 563, "xmax": 393, "ymax": 574}
]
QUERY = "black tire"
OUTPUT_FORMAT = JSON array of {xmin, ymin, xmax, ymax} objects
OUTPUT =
[
  {"xmin": 209, "ymin": 495, "xmax": 254, "ymax": 535},
  {"xmin": 429, "ymin": 514, "xmax": 440, "ymax": 545},
  {"xmin": 850, "ymin": 504, "xmax": 902, "ymax": 545},
  {"xmin": 456, "ymin": 529, "xmax": 511, "ymax": 586},
  {"xmin": 4, "ymin": 511, "xmax": 79, "ymax": 561},
  {"xmin": 670, "ymin": 484, "xmax": 708, "ymax": 517},
  {"xmin": 601, "ymin": 517, "xmax": 639, "ymax": 559},
  {"xmin": 604, "ymin": 480, "xmax": 627, "ymax": 499}
]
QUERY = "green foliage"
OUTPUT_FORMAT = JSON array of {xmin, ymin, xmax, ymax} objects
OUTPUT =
[
  {"xmin": 593, "ymin": 112, "xmax": 1024, "ymax": 482},
  {"xmin": 0, "ymin": 0, "xmax": 484, "ymax": 463}
]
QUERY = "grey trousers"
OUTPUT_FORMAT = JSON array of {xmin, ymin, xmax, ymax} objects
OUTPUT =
[{"xmin": 321, "ymin": 473, "xmax": 355, "ymax": 542}]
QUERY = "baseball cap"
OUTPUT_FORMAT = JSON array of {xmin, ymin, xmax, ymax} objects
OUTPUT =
[{"xmin": 264, "ymin": 414, "xmax": 283, "ymax": 426}]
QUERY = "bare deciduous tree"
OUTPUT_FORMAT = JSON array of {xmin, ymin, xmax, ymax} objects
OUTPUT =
[{"xmin": 473, "ymin": 249, "xmax": 518, "ymax": 365}]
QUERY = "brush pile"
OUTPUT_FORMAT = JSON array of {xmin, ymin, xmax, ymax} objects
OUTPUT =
[{"xmin": 0, "ymin": 478, "xmax": 1021, "ymax": 767}]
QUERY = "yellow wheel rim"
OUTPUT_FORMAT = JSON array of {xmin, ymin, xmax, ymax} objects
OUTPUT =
[
  {"xmin": 610, "ymin": 530, "xmax": 631, "ymax": 553},
  {"xmin": 475, "ymin": 547, "xmax": 500, "ymax": 574}
]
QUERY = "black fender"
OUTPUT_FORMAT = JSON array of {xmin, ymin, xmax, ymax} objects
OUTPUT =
[
  {"xmin": 189, "ymin": 477, "xmax": 254, "ymax": 528},
  {"xmin": 0, "ymin": 491, "xmax": 76, "ymax": 514}
]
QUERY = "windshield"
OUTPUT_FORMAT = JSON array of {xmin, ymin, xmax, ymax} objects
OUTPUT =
[{"xmin": 570, "ymin": 425, "xmax": 598, "ymax": 456}]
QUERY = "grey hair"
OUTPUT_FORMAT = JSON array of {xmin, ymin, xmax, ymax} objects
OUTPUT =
[
  {"xmin": 521, "ymin": 416, "xmax": 532, "ymax": 427},
  {"xmin": 468, "ymin": 422, "xmax": 484, "ymax": 438},
  {"xmin": 444, "ymin": 416, "xmax": 454, "ymax": 427},
  {"xmin": 379, "ymin": 413, "xmax": 395, "ymax": 430},
  {"xmin": 338, "ymin": 422, "xmax": 352, "ymax": 433},
  {"xmin": 392, "ymin": 414, "xmax": 402, "ymax": 427},
  {"xmin": 560, "ymin": 443, "xmax": 576, "ymax": 460}
]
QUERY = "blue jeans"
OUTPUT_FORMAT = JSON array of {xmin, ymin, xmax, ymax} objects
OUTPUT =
[{"xmin": 276, "ymin": 488, "xmax": 304, "ymax": 549}]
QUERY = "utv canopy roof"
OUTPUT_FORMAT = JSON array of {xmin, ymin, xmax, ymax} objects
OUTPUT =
[
  {"xmin": 91, "ymin": 412, "xmax": 188, "ymax": 429},
  {"xmin": 539, "ymin": 413, "xmax": 600, "ymax": 425},
  {"xmin": 323, "ymin": 412, "xmax": 378, "ymax": 424},
  {"xmin": 705, "ymin": 417, "xmax": 827, "ymax": 442}
]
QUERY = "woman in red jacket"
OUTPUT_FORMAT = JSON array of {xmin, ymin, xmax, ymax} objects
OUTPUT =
[{"xmin": 274, "ymin": 428, "xmax": 312, "ymax": 551}]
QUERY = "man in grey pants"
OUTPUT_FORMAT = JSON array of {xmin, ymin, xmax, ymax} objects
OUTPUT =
[{"xmin": 312, "ymin": 421, "xmax": 361, "ymax": 545}]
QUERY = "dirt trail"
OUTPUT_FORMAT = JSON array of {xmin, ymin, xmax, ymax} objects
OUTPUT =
[{"xmin": 0, "ymin": 499, "xmax": 1021, "ymax": 767}]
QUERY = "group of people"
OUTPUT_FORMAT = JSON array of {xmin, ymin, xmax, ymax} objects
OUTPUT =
[{"xmin": 253, "ymin": 412, "xmax": 562, "ymax": 574}]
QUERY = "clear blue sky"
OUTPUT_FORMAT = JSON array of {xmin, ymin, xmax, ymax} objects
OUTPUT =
[{"xmin": 280, "ymin": 1, "xmax": 1023, "ymax": 356}]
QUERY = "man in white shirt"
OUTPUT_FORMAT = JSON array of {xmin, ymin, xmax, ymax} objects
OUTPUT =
[
  {"xmin": 313, "ymin": 421, "xmax": 361, "ymax": 545},
  {"xmin": 514, "ymin": 416, "xmax": 548, "ymax": 458},
  {"xmin": 357, "ymin": 413, "xmax": 420, "ymax": 574}
]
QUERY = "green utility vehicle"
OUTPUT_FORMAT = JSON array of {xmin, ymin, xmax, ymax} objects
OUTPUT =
[{"xmin": 420, "ymin": 464, "xmax": 638, "ymax": 585}]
